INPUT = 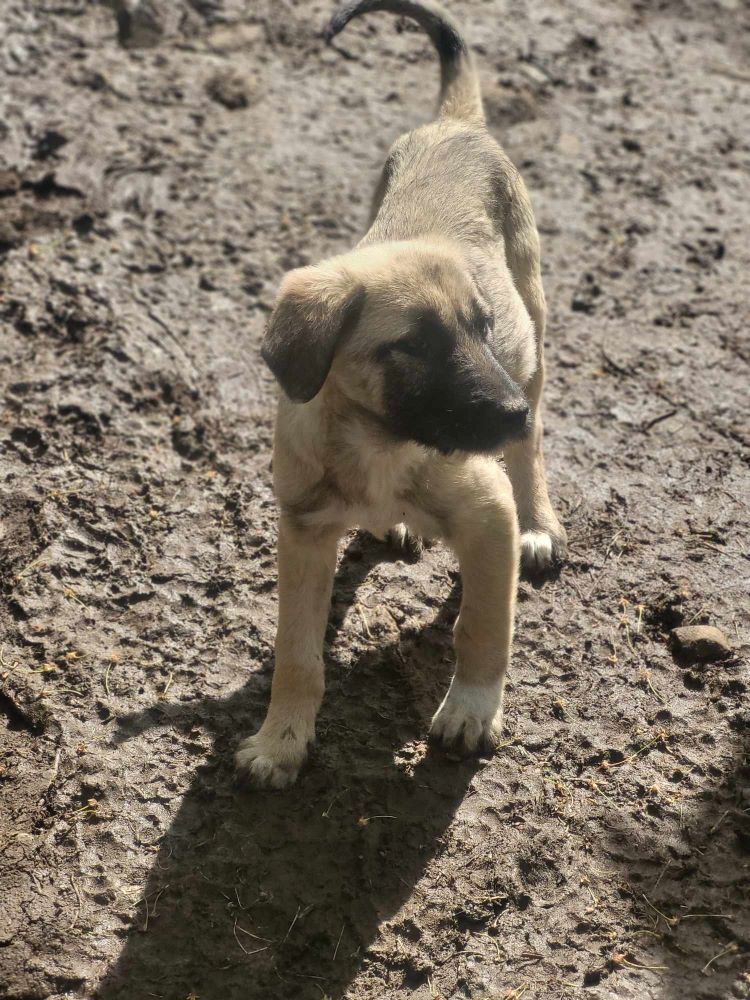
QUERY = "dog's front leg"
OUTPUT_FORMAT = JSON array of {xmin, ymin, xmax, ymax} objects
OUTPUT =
[
  {"xmin": 429, "ymin": 461, "xmax": 519, "ymax": 753},
  {"xmin": 236, "ymin": 517, "xmax": 340, "ymax": 788}
]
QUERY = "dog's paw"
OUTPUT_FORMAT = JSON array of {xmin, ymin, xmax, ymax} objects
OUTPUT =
[
  {"xmin": 235, "ymin": 727, "xmax": 310, "ymax": 789},
  {"xmin": 429, "ymin": 679, "xmax": 503, "ymax": 755},
  {"xmin": 520, "ymin": 529, "xmax": 566, "ymax": 575},
  {"xmin": 386, "ymin": 523, "xmax": 424, "ymax": 561}
]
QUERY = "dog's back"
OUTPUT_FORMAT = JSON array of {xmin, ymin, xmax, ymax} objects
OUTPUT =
[{"xmin": 364, "ymin": 124, "xmax": 502, "ymax": 246}]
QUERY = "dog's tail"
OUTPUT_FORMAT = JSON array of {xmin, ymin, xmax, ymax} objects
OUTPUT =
[{"xmin": 324, "ymin": 1, "xmax": 483, "ymax": 124}]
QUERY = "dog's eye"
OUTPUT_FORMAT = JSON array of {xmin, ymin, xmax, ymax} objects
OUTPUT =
[
  {"xmin": 384, "ymin": 311, "xmax": 453, "ymax": 360},
  {"xmin": 393, "ymin": 331, "xmax": 432, "ymax": 357},
  {"xmin": 374, "ymin": 335, "xmax": 429, "ymax": 361},
  {"xmin": 480, "ymin": 314, "xmax": 494, "ymax": 340}
]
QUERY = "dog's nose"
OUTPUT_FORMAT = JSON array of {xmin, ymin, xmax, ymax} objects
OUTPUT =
[
  {"xmin": 503, "ymin": 402, "xmax": 530, "ymax": 434},
  {"xmin": 475, "ymin": 397, "xmax": 529, "ymax": 444}
]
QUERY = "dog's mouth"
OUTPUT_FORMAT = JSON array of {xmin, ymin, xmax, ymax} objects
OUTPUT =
[
  {"xmin": 392, "ymin": 394, "xmax": 531, "ymax": 456},
  {"xmin": 421, "ymin": 409, "xmax": 530, "ymax": 455},
  {"xmin": 338, "ymin": 399, "xmax": 530, "ymax": 456},
  {"xmin": 342, "ymin": 364, "xmax": 531, "ymax": 455}
]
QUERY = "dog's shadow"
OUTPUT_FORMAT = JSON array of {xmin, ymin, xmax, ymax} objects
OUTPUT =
[{"xmin": 96, "ymin": 535, "xmax": 486, "ymax": 1000}]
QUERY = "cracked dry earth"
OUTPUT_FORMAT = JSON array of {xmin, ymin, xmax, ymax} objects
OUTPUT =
[{"xmin": 1, "ymin": 1, "xmax": 749, "ymax": 999}]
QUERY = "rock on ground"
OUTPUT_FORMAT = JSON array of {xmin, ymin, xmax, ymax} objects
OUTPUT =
[{"xmin": 671, "ymin": 625, "xmax": 731, "ymax": 663}]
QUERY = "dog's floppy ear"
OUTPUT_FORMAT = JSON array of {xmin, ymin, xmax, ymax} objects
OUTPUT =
[{"xmin": 261, "ymin": 263, "xmax": 366, "ymax": 403}]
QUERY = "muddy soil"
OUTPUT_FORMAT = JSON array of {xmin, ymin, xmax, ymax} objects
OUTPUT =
[{"xmin": 1, "ymin": 1, "xmax": 749, "ymax": 998}]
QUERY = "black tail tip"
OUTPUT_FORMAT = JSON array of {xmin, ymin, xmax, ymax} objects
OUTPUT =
[
  {"xmin": 323, "ymin": 2, "xmax": 466, "ymax": 60},
  {"xmin": 323, "ymin": 7, "xmax": 353, "ymax": 45}
]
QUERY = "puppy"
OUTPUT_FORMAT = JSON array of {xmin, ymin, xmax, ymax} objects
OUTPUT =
[{"xmin": 237, "ymin": 0, "xmax": 566, "ymax": 788}]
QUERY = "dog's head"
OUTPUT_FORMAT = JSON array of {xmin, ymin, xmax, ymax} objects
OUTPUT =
[{"xmin": 261, "ymin": 242, "xmax": 530, "ymax": 454}]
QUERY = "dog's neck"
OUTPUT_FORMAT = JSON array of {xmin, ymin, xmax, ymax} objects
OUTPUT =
[{"xmin": 274, "ymin": 381, "xmax": 426, "ymax": 532}]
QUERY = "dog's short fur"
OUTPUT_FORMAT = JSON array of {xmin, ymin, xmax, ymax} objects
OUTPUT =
[{"xmin": 237, "ymin": 0, "xmax": 566, "ymax": 788}]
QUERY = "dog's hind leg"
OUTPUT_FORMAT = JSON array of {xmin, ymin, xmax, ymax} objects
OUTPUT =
[
  {"xmin": 236, "ymin": 518, "xmax": 340, "ymax": 788},
  {"xmin": 385, "ymin": 523, "xmax": 424, "ymax": 560},
  {"xmin": 497, "ymin": 169, "xmax": 567, "ymax": 574},
  {"xmin": 503, "ymin": 359, "xmax": 567, "ymax": 574}
]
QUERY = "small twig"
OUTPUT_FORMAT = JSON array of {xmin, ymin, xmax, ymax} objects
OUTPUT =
[
  {"xmin": 642, "ymin": 893, "xmax": 676, "ymax": 928},
  {"xmin": 604, "ymin": 530, "xmax": 624, "ymax": 560},
  {"xmin": 639, "ymin": 669, "xmax": 666, "ymax": 704},
  {"xmin": 63, "ymin": 586, "xmax": 86, "ymax": 607},
  {"xmin": 572, "ymin": 777, "xmax": 616, "ymax": 803},
  {"xmin": 634, "ymin": 604, "xmax": 645, "ymax": 633},
  {"xmin": 495, "ymin": 738, "xmax": 518, "ymax": 751},
  {"xmin": 322, "ymin": 787, "xmax": 349, "ymax": 819},
  {"xmin": 516, "ymin": 953, "xmax": 543, "ymax": 970},
  {"xmin": 160, "ymin": 672, "xmax": 174, "ymax": 699},
  {"xmin": 619, "ymin": 956, "xmax": 667, "ymax": 972},
  {"xmin": 235, "ymin": 923, "xmax": 274, "ymax": 944},
  {"xmin": 233, "ymin": 918, "xmax": 270, "ymax": 956},
  {"xmin": 599, "ymin": 731, "xmax": 669, "ymax": 772},
  {"xmin": 69, "ymin": 877, "xmax": 83, "ymax": 930},
  {"xmin": 642, "ymin": 409, "xmax": 678, "ymax": 433},
  {"xmin": 67, "ymin": 799, "xmax": 99, "ymax": 819},
  {"xmin": 693, "ymin": 538, "xmax": 727, "ymax": 555},
  {"xmin": 283, "ymin": 906, "xmax": 301, "ymax": 944},
  {"xmin": 357, "ymin": 814, "xmax": 397, "ymax": 826},
  {"xmin": 702, "ymin": 942, "xmax": 738, "ymax": 973},
  {"xmin": 14, "ymin": 555, "xmax": 48, "ymax": 579},
  {"xmin": 332, "ymin": 923, "xmax": 345, "ymax": 960},
  {"xmin": 708, "ymin": 810, "xmax": 730, "ymax": 835},
  {"xmin": 355, "ymin": 602, "xmax": 372, "ymax": 638},
  {"xmin": 142, "ymin": 884, "xmax": 170, "ymax": 932},
  {"xmin": 686, "ymin": 604, "xmax": 708, "ymax": 624},
  {"xmin": 654, "ymin": 861, "xmax": 671, "ymax": 890}
]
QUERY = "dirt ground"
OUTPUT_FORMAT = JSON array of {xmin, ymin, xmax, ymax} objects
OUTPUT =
[{"xmin": 1, "ymin": 1, "xmax": 749, "ymax": 998}]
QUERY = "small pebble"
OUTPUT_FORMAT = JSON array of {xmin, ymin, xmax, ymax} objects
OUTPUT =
[
  {"xmin": 206, "ymin": 70, "xmax": 262, "ymax": 110},
  {"xmin": 670, "ymin": 624, "xmax": 731, "ymax": 663}
]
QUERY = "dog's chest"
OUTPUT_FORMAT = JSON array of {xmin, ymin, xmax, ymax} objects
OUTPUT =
[
  {"xmin": 354, "ymin": 459, "xmax": 413, "ymax": 537},
  {"xmin": 341, "ymin": 444, "xmax": 418, "ymax": 532},
  {"xmin": 312, "ymin": 440, "xmax": 438, "ymax": 539}
]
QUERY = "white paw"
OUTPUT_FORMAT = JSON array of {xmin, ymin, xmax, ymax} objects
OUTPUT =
[
  {"xmin": 235, "ymin": 724, "xmax": 311, "ymax": 789},
  {"xmin": 430, "ymin": 679, "xmax": 503, "ymax": 753},
  {"xmin": 520, "ymin": 529, "xmax": 565, "ymax": 573}
]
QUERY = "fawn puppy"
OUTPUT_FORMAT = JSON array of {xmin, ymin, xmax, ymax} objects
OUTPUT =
[{"xmin": 237, "ymin": 0, "xmax": 566, "ymax": 787}]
